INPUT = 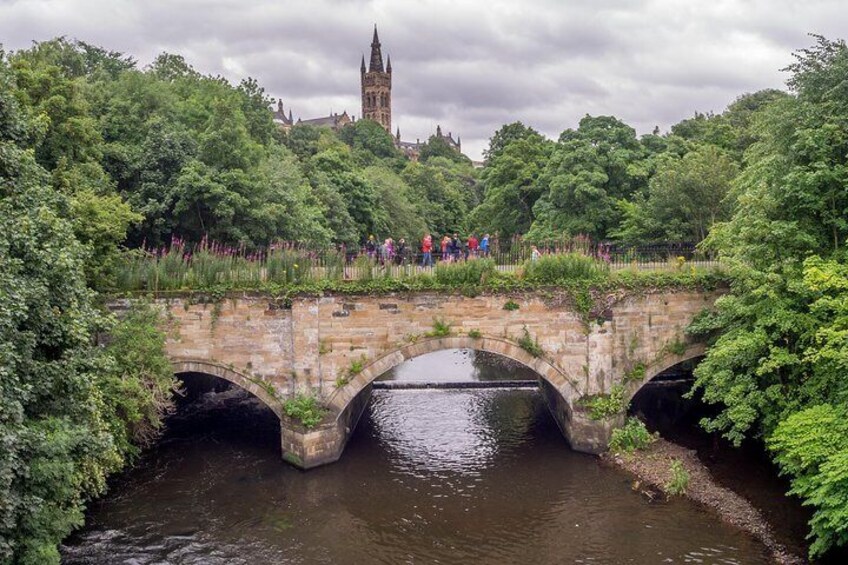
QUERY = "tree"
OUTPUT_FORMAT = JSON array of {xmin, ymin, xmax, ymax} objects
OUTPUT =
[
  {"xmin": 469, "ymin": 128, "xmax": 552, "ymax": 239},
  {"xmin": 1, "ymin": 54, "xmax": 119, "ymax": 563},
  {"xmin": 770, "ymin": 405, "xmax": 848, "ymax": 558},
  {"xmin": 528, "ymin": 115, "xmax": 647, "ymax": 240},
  {"xmin": 361, "ymin": 166, "xmax": 428, "ymax": 242},
  {"xmin": 283, "ymin": 124, "xmax": 324, "ymax": 161},
  {"xmin": 1, "ymin": 52, "xmax": 179, "ymax": 563},
  {"xmin": 613, "ymin": 144, "xmax": 738, "ymax": 243},
  {"xmin": 483, "ymin": 121, "xmax": 541, "ymax": 162},
  {"xmin": 308, "ymin": 148, "xmax": 384, "ymax": 242},
  {"xmin": 338, "ymin": 119, "xmax": 400, "ymax": 163},
  {"xmin": 403, "ymin": 161, "xmax": 469, "ymax": 236}
]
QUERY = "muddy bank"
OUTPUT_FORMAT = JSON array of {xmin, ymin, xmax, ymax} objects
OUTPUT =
[{"xmin": 602, "ymin": 438, "xmax": 806, "ymax": 565}]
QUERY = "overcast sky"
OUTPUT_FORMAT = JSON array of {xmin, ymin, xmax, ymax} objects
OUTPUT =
[{"xmin": 1, "ymin": 0, "xmax": 846, "ymax": 159}]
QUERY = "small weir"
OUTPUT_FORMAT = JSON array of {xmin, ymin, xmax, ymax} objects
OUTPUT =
[{"xmin": 372, "ymin": 379, "xmax": 537, "ymax": 390}]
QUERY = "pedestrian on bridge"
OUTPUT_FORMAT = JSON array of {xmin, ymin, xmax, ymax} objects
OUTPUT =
[{"xmin": 421, "ymin": 233, "xmax": 434, "ymax": 267}]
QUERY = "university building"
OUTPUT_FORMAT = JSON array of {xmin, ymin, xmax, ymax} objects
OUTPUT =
[{"xmin": 273, "ymin": 26, "xmax": 462, "ymax": 160}]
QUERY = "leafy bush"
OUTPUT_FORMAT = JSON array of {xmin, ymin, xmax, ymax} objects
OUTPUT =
[
  {"xmin": 503, "ymin": 299, "xmax": 520, "ymax": 311},
  {"xmin": 584, "ymin": 384, "xmax": 626, "ymax": 420},
  {"xmin": 665, "ymin": 459, "xmax": 690, "ymax": 495},
  {"xmin": 609, "ymin": 418, "xmax": 656, "ymax": 453},
  {"xmin": 769, "ymin": 404, "xmax": 848, "ymax": 558},
  {"xmin": 282, "ymin": 394, "xmax": 327, "ymax": 429},
  {"xmin": 434, "ymin": 258, "xmax": 495, "ymax": 286},
  {"xmin": 467, "ymin": 329, "xmax": 482, "ymax": 339},
  {"xmin": 99, "ymin": 302, "xmax": 180, "ymax": 459},
  {"xmin": 522, "ymin": 253, "xmax": 609, "ymax": 283}
]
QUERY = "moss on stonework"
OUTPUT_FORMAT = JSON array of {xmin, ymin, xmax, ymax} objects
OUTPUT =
[{"xmin": 282, "ymin": 452, "xmax": 304, "ymax": 467}]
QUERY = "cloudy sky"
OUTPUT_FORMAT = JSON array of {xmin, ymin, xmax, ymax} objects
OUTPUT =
[{"xmin": 1, "ymin": 0, "xmax": 846, "ymax": 159}]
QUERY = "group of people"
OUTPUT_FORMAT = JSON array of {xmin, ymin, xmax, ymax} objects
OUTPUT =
[
  {"xmin": 420, "ymin": 233, "xmax": 491, "ymax": 266},
  {"xmin": 364, "ymin": 235, "xmax": 410, "ymax": 265},
  {"xmin": 363, "ymin": 233, "xmax": 492, "ymax": 266}
]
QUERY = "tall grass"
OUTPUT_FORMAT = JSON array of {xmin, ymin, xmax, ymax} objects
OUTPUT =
[
  {"xmin": 434, "ymin": 259, "xmax": 496, "ymax": 285},
  {"xmin": 115, "ymin": 237, "xmax": 344, "ymax": 291},
  {"xmin": 522, "ymin": 252, "xmax": 609, "ymax": 283}
]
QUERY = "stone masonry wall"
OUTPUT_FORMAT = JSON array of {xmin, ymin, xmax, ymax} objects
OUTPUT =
[
  {"xmin": 161, "ymin": 289, "xmax": 717, "ymax": 404},
  {"xmin": 156, "ymin": 289, "xmax": 718, "ymax": 467}
]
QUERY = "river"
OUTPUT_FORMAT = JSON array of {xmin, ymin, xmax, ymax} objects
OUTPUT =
[{"xmin": 62, "ymin": 349, "xmax": 776, "ymax": 564}]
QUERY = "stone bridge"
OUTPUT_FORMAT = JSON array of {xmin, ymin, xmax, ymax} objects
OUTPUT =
[{"xmin": 150, "ymin": 288, "xmax": 720, "ymax": 469}]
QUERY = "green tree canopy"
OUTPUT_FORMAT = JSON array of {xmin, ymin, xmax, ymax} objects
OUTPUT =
[
  {"xmin": 613, "ymin": 144, "xmax": 738, "ymax": 243},
  {"xmin": 528, "ymin": 115, "xmax": 648, "ymax": 240},
  {"xmin": 469, "ymin": 126, "xmax": 552, "ymax": 239}
]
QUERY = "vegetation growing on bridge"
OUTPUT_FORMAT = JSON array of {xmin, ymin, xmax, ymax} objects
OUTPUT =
[
  {"xmin": 113, "ymin": 237, "xmax": 722, "ymax": 294},
  {"xmin": 502, "ymin": 299, "xmax": 520, "ymax": 311},
  {"xmin": 516, "ymin": 326, "xmax": 544, "ymax": 358},
  {"xmin": 581, "ymin": 384, "xmax": 627, "ymax": 421},
  {"xmin": 282, "ymin": 394, "xmax": 327, "ymax": 429},
  {"xmin": 425, "ymin": 318, "xmax": 453, "ymax": 338},
  {"xmin": 114, "ymin": 252, "xmax": 729, "ymax": 327}
]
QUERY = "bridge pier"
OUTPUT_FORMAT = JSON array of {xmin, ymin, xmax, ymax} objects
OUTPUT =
[
  {"xmin": 281, "ymin": 384, "xmax": 373, "ymax": 469},
  {"xmin": 539, "ymin": 379, "xmax": 622, "ymax": 454}
]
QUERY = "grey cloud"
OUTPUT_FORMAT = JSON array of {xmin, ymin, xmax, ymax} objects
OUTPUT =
[{"xmin": 2, "ymin": 0, "xmax": 847, "ymax": 159}]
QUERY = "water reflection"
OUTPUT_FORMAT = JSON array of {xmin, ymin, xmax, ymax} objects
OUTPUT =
[{"xmin": 61, "ymin": 349, "xmax": 771, "ymax": 564}]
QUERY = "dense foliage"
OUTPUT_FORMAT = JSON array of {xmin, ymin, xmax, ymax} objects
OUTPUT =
[
  {"xmin": 0, "ymin": 50, "xmax": 174, "ymax": 564},
  {"xmin": 686, "ymin": 36, "xmax": 848, "ymax": 558},
  {"xmin": 471, "ymin": 93, "xmax": 788, "ymax": 245}
]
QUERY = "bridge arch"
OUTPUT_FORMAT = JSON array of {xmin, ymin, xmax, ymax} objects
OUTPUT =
[
  {"xmin": 170, "ymin": 358, "xmax": 284, "ymax": 419},
  {"xmin": 622, "ymin": 343, "xmax": 707, "ymax": 406},
  {"xmin": 327, "ymin": 336, "xmax": 584, "ymax": 414}
]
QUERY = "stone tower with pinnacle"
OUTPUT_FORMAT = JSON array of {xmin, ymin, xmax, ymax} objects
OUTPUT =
[{"xmin": 360, "ymin": 25, "xmax": 392, "ymax": 131}]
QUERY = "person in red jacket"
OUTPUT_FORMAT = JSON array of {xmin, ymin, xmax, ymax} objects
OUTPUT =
[
  {"xmin": 421, "ymin": 233, "xmax": 433, "ymax": 267},
  {"xmin": 468, "ymin": 234, "xmax": 479, "ymax": 257}
]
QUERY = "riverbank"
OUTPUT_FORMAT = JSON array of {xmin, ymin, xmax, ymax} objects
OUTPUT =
[{"xmin": 602, "ymin": 438, "xmax": 806, "ymax": 565}]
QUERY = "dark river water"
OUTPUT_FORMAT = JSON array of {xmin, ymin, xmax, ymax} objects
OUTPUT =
[{"xmin": 62, "ymin": 349, "xmax": 777, "ymax": 564}]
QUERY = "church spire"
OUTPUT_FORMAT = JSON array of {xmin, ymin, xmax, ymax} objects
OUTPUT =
[
  {"xmin": 360, "ymin": 54, "xmax": 366, "ymax": 74},
  {"xmin": 369, "ymin": 24, "xmax": 384, "ymax": 72},
  {"xmin": 361, "ymin": 25, "xmax": 391, "ymax": 133},
  {"xmin": 386, "ymin": 54, "xmax": 392, "ymax": 73}
]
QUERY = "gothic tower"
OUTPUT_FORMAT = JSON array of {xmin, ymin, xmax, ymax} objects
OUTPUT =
[{"xmin": 361, "ymin": 25, "xmax": 391, "ymax": 131}]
